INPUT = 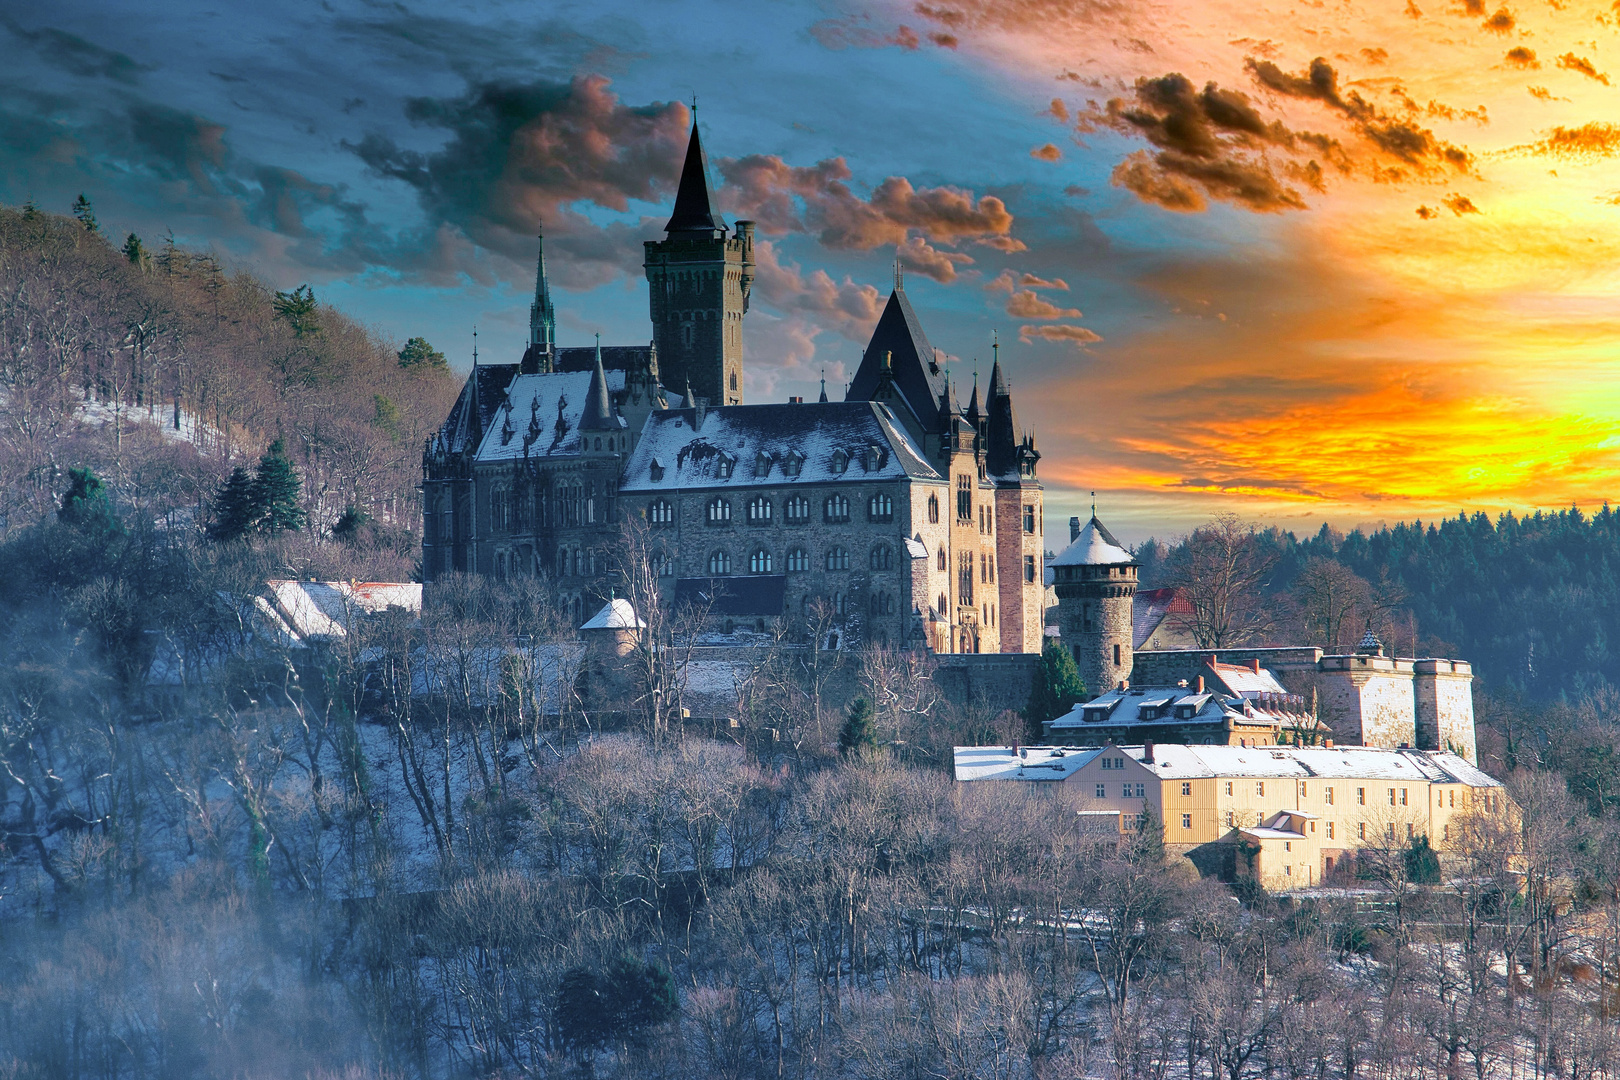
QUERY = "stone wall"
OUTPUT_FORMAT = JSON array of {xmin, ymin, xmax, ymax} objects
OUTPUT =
[
  {"xmin": 933, "ymin": 652, "xmax": 1042, "ymax": 714},
  {"xmin": 1131, "ymin": 648, "xmax": 1325, "ymax": 688},
  {"xmin": 1414, "ymin": 659, "xmax": 1477, "ymax": 761}
]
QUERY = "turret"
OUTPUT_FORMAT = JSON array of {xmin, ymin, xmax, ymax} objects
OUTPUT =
[
  {"xmin": 1051, "ymin": 514, "xmax": 1137, "ymax": 694},
  {"xmin": 522, "ymin": 230, "xmax": 556, "ymax": 374}
]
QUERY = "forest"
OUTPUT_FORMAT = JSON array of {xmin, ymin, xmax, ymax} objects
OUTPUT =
[{"xmin": 3, "ymin": 201, "xmax": 1620, "ymax": 1079}]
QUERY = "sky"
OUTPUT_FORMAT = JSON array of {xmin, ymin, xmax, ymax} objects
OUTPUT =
[{"xmin": 3, "ymin": 0, "xmax": 1619, "ymax": 543}]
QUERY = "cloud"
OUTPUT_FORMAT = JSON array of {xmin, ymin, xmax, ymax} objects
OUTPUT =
[
  {"xmin": 1006, "ymin": 289, "xmax": 1082, "ymax": 318},
  {"xmin": 1481, "ymin": 8, "xmax": 1515, "ymax": 33},
  {"xmin": 1514, "ymin": 122, "xmax": 1620, "ymax": 159},
  {"xmin": 0, "ymin": 16, "xmax": 149, "ymax": 84},
  {"xmin": 750, "ymin": 240, "xmax": 884, "ymax": 341},
  {"xmin": 1505, "ymin": 47, "xmax": 1539, "ymax": 68},
  {"xmin": 1442, "ymin": 193, "xmax": 1481, "ymax": 215},
  {"xmin": 717, "ymin": 153, "xmax": 1019, "ymax": 254},
  {"xmin": 1246, "ymin": 56, "xmax": 1474, "ymax": 177},
  {"xmin": 350, "ymin": 74, "xmax": 688, "ymax": 251},
  {"xmin": 1048, "ymin": 98, "xmax": 1070, "ymax": 123},
  {"xmin": 808, "ymin": 15, "xmax": 956, "ymax": 51},
  {"xmin": 1557, "ymin": 53, "xmax": 1610, "ymax": 85},
  {"xmin": 986, "ymin": 269, "xmax": 1071, "ymax": 293},
  {"xmin": 897, "ymin": 235, "xmax": 975, "ymax": 282},
  {"xmin": 1416, "ymin": 204, "xmax": 1438, "ymax": 218},
  {"xmin": 1081, "ymin": 73, "xmax": 1336, "ymax": 213},
  {"xmin": 1031, "ymin": 143, "xmax": 1063, "ymax": 161},
  {"xmin": 1019, "ymin": 323, "xmax": 1102, "ymax": 346}
]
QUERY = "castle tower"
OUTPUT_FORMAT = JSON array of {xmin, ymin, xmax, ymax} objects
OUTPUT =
[
  {"xmin": 644, "ymin": 118, "xmax": 755, "ymax": 406},
  {"xmin": 1052, "ymin": 514, "xmax": 1137, "ymax": 694},
  {"xmin": 521, "ymin": 230, "xmax": 556, "ymax": 374},
  {"xmin": 986, "ymin": 355, "xmax": 1044, "ymax": 653}
]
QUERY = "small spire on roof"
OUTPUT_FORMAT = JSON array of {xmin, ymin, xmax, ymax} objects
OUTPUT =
[
  {"xmin": 895, "ymin": 256, "xmax": 904, "ymax": 291},
  {"xmin": 819, "ymin": 367, "xmax": 828, "ymax": 403},
  {"xmin": 1091, "ymin": 490, "xmax": 1096, "ymax": 517}
]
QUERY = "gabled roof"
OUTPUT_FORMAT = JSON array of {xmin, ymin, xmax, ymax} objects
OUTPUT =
[
  {"xmin": 953, "ymin": 744, "xmax": 1105, "ymax": 782},
  {"xmin": 1133, "ymin": 587, "xmax": 1193, "ymax": 648},
  {"xmin": 581, "ymin": 598, "xmax": 645, "ymax": 630},
  {"xmin": 1051, "ymin": 515, "xmax": 1134, "ymax": 567},
  {"xmin": 846, "ymin": 287, "xmax": 947, "ymax": 435},
  {"xmin": 665, "ymin": 121, "xmax": 726, "ymax": 235},
  {"xmin": 437, "ymin": 364, "xmax": 520, "ymax": 455},
  {"xmin": 475, "ymin": 368, "xmax": 629, "ymax": 462},
  {"xmin": 620, "ymin": 401, "xmax": 941, "ymax": 492}
]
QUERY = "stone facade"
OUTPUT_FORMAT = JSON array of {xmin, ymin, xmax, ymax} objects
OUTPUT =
[{"xmin": 1051, "ymin": 516, "xmax": 1138, "ymax": 694}]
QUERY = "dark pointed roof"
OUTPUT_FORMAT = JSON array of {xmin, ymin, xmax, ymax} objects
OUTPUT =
[
  {"xmin": 846, "ymin": 286, "xmax": 947, "ymax": 434},
  {"xmin": 579, "ymin": 341, "xmax": 619, "ymax": 430},
  {"xmin": 985, "ymin": 358, "xmax": 1022, "ymax": 478},
  {"xmin": 965, "ymin": 374, "xmax": 982, "ymax": 422},
  {"xmin": 665, "ymin": 121, "xmax": 727, "ymax": 235}
]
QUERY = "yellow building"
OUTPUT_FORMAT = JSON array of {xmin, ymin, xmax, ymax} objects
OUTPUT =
[{"xmin": 953, "ymin": 741, "xmax": 1507, "ymax": 891}]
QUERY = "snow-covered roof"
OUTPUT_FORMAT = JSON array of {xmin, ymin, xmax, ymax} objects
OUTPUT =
[
  {"xmin": 265, "ymin": 580, "xmax": 421, "ymax": 641},
  {"xmin": 1133, "ymin": 587, "xmax": 1192, "ymax": 648},
  {"xmin": 1210, "ymin": 661, "xmax": 1289, "ymax": 697},
  {"xmin": 1051, "ymin": 515, "xmax": 1134, "ymax": 567},
  {"xmin": 475, "ymin": 368, "xmax": 628, "ymax": 462},
  {"xmin": 581, "ymin": 598, "xmax": 644, "ymax": 630},
  {"xmin": 620, "ymin": 401, "xmax": 941, "ymax": 492},
  {"xmin": 1241, "ymin": 826, "xmax": 1306, "ymax": 840},
  {"xmin": 904, "ymin": 536, "xmax": 929, "ymax": 559},
  {"xmin": 953, "ymin": 745, "xmax": 1104, "ymax": 782}
]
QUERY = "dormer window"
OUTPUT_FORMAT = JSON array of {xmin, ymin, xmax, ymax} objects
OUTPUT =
[
  {"xmin": 782, "ymin": 454, "xmax": 803, "ymax": 478},
  {"xmin": 864, "ymin": 446, "xmax": 882, "ymax": 472},
  {"xmin": 755, "ymin": 451, "xmax": 771, "ymax": 476},
  {"xmin": 716, "ymin": 456, "xmax": 734, "ymax": 479},
  {"xmin": 830, "ymin": 450, "xmax": 848, "ymax": 474},
  {"xmin": 649, "ymin": 458, "xmax": 665, "ymax": 482}
]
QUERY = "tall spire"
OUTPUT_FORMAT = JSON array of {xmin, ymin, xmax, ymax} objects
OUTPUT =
[
  {"xmin": 664, "ymin": 113, "xmax": 726, "ymax": 235},
  {"xmin": 529, "ymin": 223, "xmax": 555, "ymax": 352},
  {"xmin": 819, "ymin": 368, "xmax": 829, "ymax": 403}
]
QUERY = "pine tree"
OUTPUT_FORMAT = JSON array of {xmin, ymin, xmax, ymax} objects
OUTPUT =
[
  {"xmin": 250, "ymin": 440, "xmax": 305, "ymax": 534},
  {"xmin": 272, "ymin": 285, "xmax": 320, "ymax": 338},
  {"xmin": 72, "ymin": 193, "xmax": 97, "ymax": 233},
  {"xmin": 1024, "ymin": 639, "xmax": 1088, "ymax": 742},
  {"xmin": 58, "ymin": 467, "xmax": 121, "ymax": 536},
  {"xmin": 123, "ymin": 232, "xmax": 147, "ymax": 268},
  {"xmin": 397, "ymin": 336, "xmax": 447, "ymax": 371},
  {"xmin": 207, "ymin": 466, "xmax": 259, "ymax": 542},
  {"xmin": 838, "ymin": 696, "xmax": 878, "ymax": 757}
]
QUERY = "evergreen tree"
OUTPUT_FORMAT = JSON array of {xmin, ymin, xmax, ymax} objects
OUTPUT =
[
  {"xmin": 332, "ymin": 505, "xmax": 371, "ymax": 545},
  {"xmin": 1024, "ymin": 638, "xmax": 1087, "ymax": 742},
  {"xmin": 838, "ymin": 696, "xmax": 878, "ymax": 757},
  {"xmin": 272, "ymin": 284, "xmax": 320, "ymax": 337},
  {"xmin": 207, "ymin": 466, "xmax": 259, "ymax": 542},
  {"xmin": 122, "ymin": 232, "xmax": 147, "ymax": 268},
  {"xmin": 71, "ymin": 193, "xmax": 97, "ymax": 233},
  {"xmin": 397, "ymin": 336, "xmax": 447, "ymax": 371},
  {"xmin": 58, "ymin": 467, "xmax": 121, "ymax": 536},
  {"xmin": 1131, "ymin": 805, "xmax": 1166, "ymax": 864},
  {"xmin": 250, "ymin": 440, "xmax": 305, "ymax": 534},
  {"xmin": 554, "ymin": 956, "xmax": 678, "ymax": 1055}
]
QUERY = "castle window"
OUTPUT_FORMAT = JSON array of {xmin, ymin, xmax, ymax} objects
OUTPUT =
[
  {"xmin": 730, "ymin": 373, "xmax": 738, "ymax": 391},
  {"xmin": 708, "ymin": 550, "xmax": 731, "ymax": 575},
  {"xmin": 754, "ymin": 451, "xmax": 771, "ymax": 476},
  {"xmin": 980, "ymin": 553, "xmax": 988, "ymax": 583},
  {"xmin": 938, "ymin": 593, "xmax": 948, "ymax": 617},
  {"xmin": 958, "ymin": 552, "xmax": 973, "ymax": 604},
  {"xmin": 824, "ymin": 495, "xmax": 850, "ymax": 523},
  {"xmin": 864, "ymin": 446, "xmax": 882, "ymax": 472},
  {"xmin": 651, "ymin": 552, "xmax": 674, "ymax": 577},
  {"xmin": 870, "ymin": 545, "xmax": 893, "ymax": 570},
  {"xmin": 826, "ymin": 547, "xmax": 850, "ymax": 571},
  {"xmin": 1025, "ymin": 555, "xmax": 1036, "ymax": 582},
  {"xmin": 782, "ymin": 454, "xmax": 802, "ymax": 478},
  {"xmin": 706, "ymin": 497, "xmax": 732, "ymax": 525},
  {"xmin": 716, "ymin": 457, "xmax": 734, "ymax": 479},
  {"xmin": 750, "ymin": 549, "xmax": 774, "ymax": 573},
  {"xmin": 1114, "ymin": 643, "xmax": 1122, "ymax": 666},
  {"xmin": 594, "ymin": 437, "xmax": 601, "ymax": 451},
  {"xmin": 786, "ymin": 547, "xmax": 809, "ymax": 572},
  {"xmin": 868, "ymin": 493, "xmax": 893, "ymax": 522},
  {"xmin": 785, "ymin": 495, "xmax": 810, "ymax": 524},
  {"xmin": 928, "ymin": 494, "xmax": 939, "ymax": 523},
  {"xmin": 956, "ymin": 474, "xmax": 972, "ymax": 522},
  {"xmin": 648, "ymin": 499, "xmax": 674, "ymax": 526},
  {"xmin": 746, "ymin": 496, "xmax": 772, "ymax": 525},
  {"xmin": 492, "ymin": 488, "xmax": 510, "ymax": 531},
  {"xmin": 1023, "ymin": 504, "xmax": 1036, "ymax": 534},
  {"xmin": 649, "ymin": 458, "xmax": 664, "ymax": 482},
  {"xmin": 831, "ymin": 450, "xmax": 848, "ymax": 474},
  {"xmin": 834, "ymin": 593, "xmax": 849, "ymax": 616}
]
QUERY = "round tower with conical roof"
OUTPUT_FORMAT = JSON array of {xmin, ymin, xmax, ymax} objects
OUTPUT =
[{"xmin": 1051, "ymin": 514, "xmax": 1138, "ymax": 695}]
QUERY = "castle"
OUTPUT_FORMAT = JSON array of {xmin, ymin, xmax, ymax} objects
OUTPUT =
[{"xmin": 421, "ymin": 119, "xmax": 1047, "ymax": 652}]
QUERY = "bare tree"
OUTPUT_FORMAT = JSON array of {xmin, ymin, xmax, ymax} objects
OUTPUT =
[{"xmin": 1163, "ymin": 513, "xmax": 1279, "ymax": 648}]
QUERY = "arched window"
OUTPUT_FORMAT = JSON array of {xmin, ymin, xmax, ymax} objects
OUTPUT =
[
  {"xmin": 785, "ymin": 495, "xmax": 810, "ymax": 524},
  {"xmin": 870, "ymin": 592, "xmax": 893, "ymax": 615},
  {"xmin": 937, "ymin": 593, "xmax": 948, "ymax": 617},
  {"xmin": 956, "ymin": 474, "xmax": 972, "ymax": 522},
  {"xmin": 867, "ymin": 493, "xmax": 893, "ymax": 522},
  {"xmin": 928, "ymin": 493, "xmax": 940, "ymax": 523},
  {"xmin": 750, "ymin": 549, "xmax": 774, "ymax": 574},
  {"xmin": 870, "ymin": 545, "xmax": 893, "ymax": 570},
  {"xmin": 786, "ymin": 547, "xmax": 809, "ymax": 572},
  {"xmin": 834, "ymin": 593, "xmax": 849, "ymax": 615},
  {"xmin": 651, "ymin": 552, "xmax": 674, "ymax": 577},
  {"xmin": 716, "ymin": 457, "xmax": 734, "ymax": 479},
  {"xmin": 937, "ymin": 546, "xmax": 947, "ymax": 572},
  {"xmin": 831, "ymin": 449, "xmax": 848, "ymax": 474},
  {"xmin": 824, "ymin": 495, "xmax": 850, "ymax": 523},
  {"xmin": 492, "ymin": 488, "xmax": 509, "ymax": 531},
  {"xmin": 746, "ymin": 496, "xmax": 772, "ymax": 525},
  {"xmin": 648, "ymin": 499, "xmax": 674, "ymax": 526},
  {"xmin": 708, "ymin": 550, "xmax": 731, "ymax": 575},
  {"xmin": 826, "ymin": 546, "xmax": 850, "ymax": 571},
  {"xmin": 706, "ymin": 497, "xmax": 731, "ymax": 525},
  {"xmin": 782, "ymin": 454, "xmax": 803, "ymax": 478}
]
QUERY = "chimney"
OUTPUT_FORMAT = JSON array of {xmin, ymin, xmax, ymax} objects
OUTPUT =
[
  {"xmin": 1324, "ymin": 739, "xmax": 1334, "ymax": 748},
  {"xmin": 1196, "ymin": 675, "xmax": 1205, "ymax": 694},
  {"xmin": 1251, "ymin": 658, "xmax": 1261, "ymax": 674},
  {"xmin": 1070, "ymin": 516, "xmax": 1081, "ymax": 542},
  {"xmin": 1143, "ymin": 740, "xmax": 1155, "ymax": 764}
]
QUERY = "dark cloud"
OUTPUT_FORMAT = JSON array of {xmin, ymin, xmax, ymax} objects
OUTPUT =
[
  {"xmin": 718, "ymin": 153, "xmax": 1019, "ymax": 252},
  {"xmin": 0, "ymin": 16, "xmax": 148, "ymax": 84},
  {"xmin": 1360, "ymin": 48, "xmax": 1389, "ymax": 65},
  {"xmin": 1514, "ymin": 122, "xmax": 1620, "ymax": 159},
  {"xmin": 1481, "ymin": 8, "xmax": 1515, "ymax": 33},
  {"xmin": 351, "ymin": 75, "xmax": 687, "ymax": 249},
  {"xmin": 1246, "ymin": 56, "xmax": 1474, "ymax": 177},
  {"xmin": 1442, "ymin": 193, "xmax": 1480, "ymax": 215},
  {"xmin": 1557, "ymin": 53, "xmax": 1610, "ymax": 85},
  {"xmin": 1506, "ymin": 47, "xmax": 1539, "ymax": 68},
  {"xmin": 1416, "ymin": 204, "xmax": 1438, "ymax": 218},
  {"xmin": 126, "ymin": 104, "xmax": 229, "ymax": 191},
  {"xmin": 1081, "ymin": 73, "xmax": 1338, "ymax": 213}
]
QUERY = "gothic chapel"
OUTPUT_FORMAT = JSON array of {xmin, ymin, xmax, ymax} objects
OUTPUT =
[{"xmin": 422, "ymin": 118, "xmax": 1047, "ymax": 652}]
